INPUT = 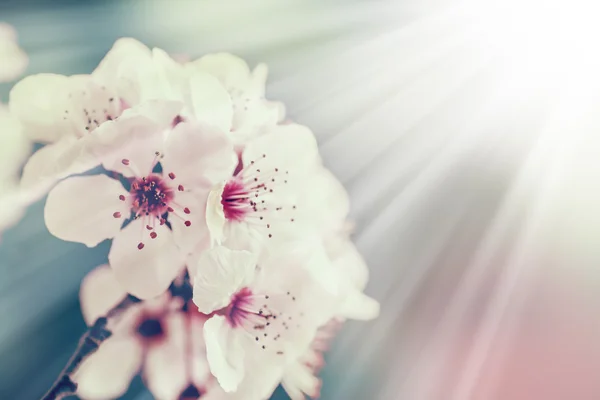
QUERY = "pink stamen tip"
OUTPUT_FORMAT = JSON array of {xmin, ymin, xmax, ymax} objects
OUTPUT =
[
  {"xmin": 184, "ymin": 207, "xmax": 190, "ymax": 214},
  {"xmin": 119, "ymin": 195, "xmax": 126, "ymax": 201},
  {"xmin": 113, "ymin": 212, "xmax": 121, "ymax": 218},
  {"xmin": 167, "ymin": 207, "xmax": 174, "ymax": 213},
  {"xmin": 138, "ymin": 242, "xmax": 145, "ymax": 250},
  {"xmin": 178, "ymin": 185, "xmax": 184, "ymax": 191},
  {"xmin": 168, "ymin": 172, "xmax": 176, "ymax": 180},
  {"xmin": 122, "ymin": 159, "xmax": 130, "ymax": 165},
  {"xmin": 160, "ymin": 218, "xmax": 166, "ymax": 225},
  {"xmin": 150, "ymin": 232, "xmax": 157, "ymax": 239},
  {"xmin": 184, "ymin": 221, "xmax": 191, "ymax": 227},
  {"xmin": 146, "ymin": 225, "xmax": 153, "ymax": 230}
]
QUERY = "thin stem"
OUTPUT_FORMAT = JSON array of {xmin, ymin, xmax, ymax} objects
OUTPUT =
[{"xmin": 40, "ymin": 295, "xmax": 140, "ymax": 400}]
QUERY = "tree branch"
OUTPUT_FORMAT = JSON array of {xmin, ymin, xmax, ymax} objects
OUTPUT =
[{"xmin": 40, "ymin": 295, "xmax": 140, "ymax": 400}]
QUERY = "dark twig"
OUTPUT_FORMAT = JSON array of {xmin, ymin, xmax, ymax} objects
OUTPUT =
[{"xmin": 40, "ymin": 295, "xmax": 140, "ymax": 400}]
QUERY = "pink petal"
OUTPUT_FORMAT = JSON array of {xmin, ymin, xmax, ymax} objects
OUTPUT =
[
  {"xmin": 161, "ymin": 121, "xmax": 236, "ymax": 189},
  {"xmin": 192, "ymin": 246, "xmax": 257, "ymax": 314},
  {"xmin": 21, "ymin": 136, "xmax": 99, "ymax": 197},
  {"xmin": 74, "ymin": 335, "xmax": 143, "ymax": 400},
  {"xmin": 79, "ymin": 264, "xmax": 128, "ymax": 325},
  {"xmin": 90, "ymin": 110, "xmax": 171, "ymax": 178},
  {"xmin": 144, "ymin": 313, "xmax": 189, "ymax": 400},
  {"xmin": 204, "ymin": 315, "xmax": 245, "ymax": 393},
  {"xmin": 44, "ymin": 175, "xmax": 129, "ymax": 247},
  {"xmin": 109, "ymin": 219, "xmax": 184, "ymax": 299},
  {"xmin": 169, "ymin": 190, "xmax": 211, "ymax": 255}
]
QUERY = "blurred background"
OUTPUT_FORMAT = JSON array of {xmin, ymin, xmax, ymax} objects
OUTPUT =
[{"xmin": 3, "ymin": 0, "xmax": 600, "ymax": 399}]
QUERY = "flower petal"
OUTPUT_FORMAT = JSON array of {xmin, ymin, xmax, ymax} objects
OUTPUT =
[
  {"xmin": 162, "ymin": 121, "xmax": 236, "ymax": 189},
  {"xmin": 20, "ymin": 136, "xmax": 99, "ymax": 196},
  {"xmin": 92, "ymin": 37, "xmax": 153, "ymax": 105},
  {"xmin": 242, "ymin": 123, "xmax": 320, "ymax": 172},
  {"xmin": 190, "ymin": 71, "xmax": 233, "ymax": 132},
  {"xmin": 190, "ymin": 53, "xmax": 252, "ymax": 93},
  {"xmin": 192, "ymin": 246, "xmax": 257, "ymax": 314},
  {"xmin": 109, "ymin": 219, "xmax": 184, "ymax": 299},
  {"xmin": 44, "ymin": 175, "xmax": 129, "ymax": 247},
  {"xmin": 339, "ymin": 290, "xmax": 380, "ymax": 321},
  {"xmin": 9, "ymin": 73, "xmax": 74, "ymax": 143},
  {"xmin": 79, "ymin": 264, "xmax": 128, "ymax": 325},
  {"xmin": 204, "ymin": 315, "xmax": 245, "ymax": 392},
  {"xmin": 144, "ymin": 313, "xmax": 189, "ymax": 400},
  {"xmin": 74, "ymin": 335, "xmax": 143, "ymax": 400},
  {"xmin": 170, "ymin": 190, "xmax": 210, "ymax": 256}
]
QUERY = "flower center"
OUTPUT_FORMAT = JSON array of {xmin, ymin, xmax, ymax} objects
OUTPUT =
[
  {"xmin": 221, "ymin": 178, "xmax": 252, "ymax": 221},
  {"xmin": 226, "ymin": 287, "xmax": 255, "ymax": 327},
  {"xmin": 130, "ymin": 174, "xmax": 174, "ymax": 217},
  {"xmin": 179, "ymin": 384, "xmax": 202, "ymax": 400},
  {"xmin": 137, "ymin": 317, "xmax": 164, "ymax": 339}
]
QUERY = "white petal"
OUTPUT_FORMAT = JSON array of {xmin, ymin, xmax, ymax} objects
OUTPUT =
[
  {"xmin": 44, "ymin": 175, "xmax": 129, "ymax": 247},
  {"xmin": 9, "ymin": 74, "xmax": 74, "ymax": 142},
  {"xmin": 144, "ymin": 313, "xmax": 189, "ymax": 400},
  {"xmin": 204, "ymin": 315, "xmax": 245, "ymax": 393},
  {"xmin": 190, "ymin": 315, "xmax": 211, "ymax": 387},
  {"xmin": 242, "ymin": 123, "xmax": 320, "ymax": 172},
  {"xmin": 190, "ymin": 53, "xmax": 252, "ymax": 91},
  {"xmin": 74, "ymin": 335, "xmax": 143, "ymax": 400},
  {"xmin": 190, "ymin": 71, "xmax": 233, "ymax": 132},
  {"xmin": 205, "ymin": 182, "xmax": 227, "ymax": 246},
  {"xmin": 79, "ymin": 264, "xmax": 127, "ymax": 325},
  {"xmin": 328, "ymin": 238, "xmax": 370, "ymax": 290},
  {"xmin": 109, "ymin": 219, "xmax": 184, "ymax": 299},
  {"xmin": 92, "ymin": 37, "xmax": 153, "ymax": 105},
  {"xmin": 305, "ymin": 168, "xmax": 350, "ymax": 235},
  {"xmin": 161, "ymin": 121, "xmax": 236, "ymax": 188},
  {"xmin": 170, "ymin": 190, "xmax": 210, "ymax": 256},
  {"xmin": 21, "ymin": 136, "xmax": 99, "ymax": 196},
  {"xmin": 339, "ymin": 290, "xmax": 380, "ymax": 321},
  {"xmin": 193, "ymin": 246, "xmax": 257, "ymax": 314}
]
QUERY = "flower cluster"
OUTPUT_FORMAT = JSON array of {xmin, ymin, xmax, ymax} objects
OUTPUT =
[{"xmin": 8, "ymin": 38, "xmax": 379, "ymax": 400}]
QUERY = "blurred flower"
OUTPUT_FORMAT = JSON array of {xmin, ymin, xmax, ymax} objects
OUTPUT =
[
  {"xmin": 0, "ymin": 104, "xmax": 31, "ymax": 233},
  {"xmin": 0, "ymin": 23, "xmax": 27, "ymax": 83},
  {"xmin": 44, "ymin": 117, "xmax": 236, "ymax": 299},
  {"xmin": 75, "ymin": 265, "xmax": 213, "ymax": 400}
]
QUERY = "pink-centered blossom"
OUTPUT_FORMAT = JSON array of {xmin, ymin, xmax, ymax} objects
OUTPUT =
[
  {"xmin": 205, "ymin": 123, "xmax": 322, "ymax": 253},
  {"xmin": 44, "ymin": 117, "xmax": 236, "ymax": 299},
  {"xmin": 0, "ymin": 23, "xmax": 27, "ymax": 82},
  {"xmin": 192, "ymin": 246, "xmax": 333, "ymax": 393},
  {"xmin": 75, "ymin": 265, "xmax": 213, "ymax": 400}
]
